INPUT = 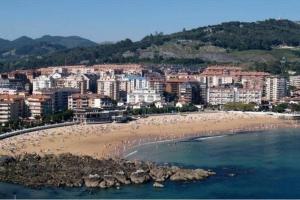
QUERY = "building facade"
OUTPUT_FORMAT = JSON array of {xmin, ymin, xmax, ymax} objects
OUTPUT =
[
  {"xmin": 127, "ymin": 89, "xmax": 162, "ymax": 104},
  {"xmin": 265, "ymin": 76, "xmax": 287, "ymax": 102}
]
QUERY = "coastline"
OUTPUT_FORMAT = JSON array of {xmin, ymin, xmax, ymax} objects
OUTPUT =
[{"xmin": 0, "ymin": 112, "xmax": 298, "ymax": 159}]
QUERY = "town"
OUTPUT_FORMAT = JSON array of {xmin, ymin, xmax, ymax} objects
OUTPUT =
[{"xmin": 0, "ymin": 63, "xmax": 299, "ymax": 133}]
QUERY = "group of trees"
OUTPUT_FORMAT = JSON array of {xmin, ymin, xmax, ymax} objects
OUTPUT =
[
  {"xmin": 223, "ymin": 102, "xmax": 256, "ymax": 111},
  {"xmin": 221, "ymin": 102, "xmax": 300, "ymax": 113},
  {"xmin": 272, "ymin": 103, "xmax": 300, "ymax": 113}
]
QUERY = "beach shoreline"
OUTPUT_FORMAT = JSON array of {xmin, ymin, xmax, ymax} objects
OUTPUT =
[{"xmin": 0, "ymin": 112, "xmax": 298, "ymax": 159}]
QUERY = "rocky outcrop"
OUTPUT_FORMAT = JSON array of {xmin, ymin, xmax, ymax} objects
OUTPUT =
[
  {"xmin": 170, "ymin": 168, "xmax": 216, "ymax": 181},
  {"xmin": 130, "ymin": 169, "xmax": 151, "ymax": 184},
  {"xmin": 149, "ymin": 167, "xmax": 171, "ymax": 182},
  {"xmin": 0, "ymin": 153, "xmax": 215, "ymax": 189}
]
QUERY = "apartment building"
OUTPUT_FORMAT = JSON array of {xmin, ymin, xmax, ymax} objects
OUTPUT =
[
  {"xmin": 265, "ymin": 76, "xmax": 287, "ymax": 102},
  {"xmin": 55, "ymin": 74, "xmax": 89, "ymax": 93},
  {"xmin": 68, "ymin": 93, "xmax": 113, "ymax": 110},
  {"xmin": 127, "ymin": 89, "xmax": 162, "ymax": 104},
  {"xmin": 0, "ymin": 100, "xmax": 19, "ymax": 124},
  {"xmin": 33, "ymin": 88, "xmax": 80, "ymax": 112},
  {"xmin": 32, "ymin": 75, "xmax": 54, "ymax": 91},
  {"xmin": 97, "ymin": 76, "xmax": 120, "ymax": 100},
  {"xmin": 0, "ymin": 95, "xmax": 25, "ymax": 124},
  {"xmin": 207, "ymin": 86, "xmax": 261, "ymax": 105},
  {"xmin": 26, "ymin": 95, "xmax": 53, "ymax": 118},
  {"xmin": 178, "ymin": 83, "xmax": 192, "ymax": 104}
]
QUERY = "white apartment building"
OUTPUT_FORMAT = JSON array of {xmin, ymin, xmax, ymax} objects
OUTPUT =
[
  {"xmin": 32, "ymin": 75, "xmax": 54, "ymax": 91},
  {"xmin": 265, "ymin": 76, "xmax": 287, "ymax": 102},
  {"xmin": 127, "ymin": 75, "xmax": 149, "ymax": 92},
  {"xmin": 235, "ymin": 88, "xmax": 262, "ymax": 104},
  {"xmin": 290, "ymin": 75, "xmax": 300, "ymax": 89},
  {"xmin": 127, "ymin": 89, "xmax": 162, "ymax": 104},
  {"xmin": 207, "ymin": 87, "xmax": 235, "ymax": 105},
  {"xmin": 207, "ymin": 87, "xmax": 262, "ymax": 105}
]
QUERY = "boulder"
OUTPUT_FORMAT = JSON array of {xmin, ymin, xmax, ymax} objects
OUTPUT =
[
  {"xmin": 84, "ymin": 178, "xmax": 100, "ymax": 188},
  {"xmin": 150, "ymin": 167, "xmax": 170, "ymax": 182},
  {"xmin": 99, "ymin": 181, "xmax": 107, "ymax": 189},
  {"xmin": 130, "ymin": 169, "xmax": 151, "ymax": 184},
  {"xmin": 114, "ymin": 172, "xmax": 130, "ymax": 185},
  {"xmin": 84, "ymin": 174, "xmax": 101, "ymax": 188},
  {"xmin": 103, "ymin": 175, "xmax": 117, "ymax": 187}
]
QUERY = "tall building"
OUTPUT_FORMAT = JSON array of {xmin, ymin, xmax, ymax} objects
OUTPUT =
[
  {"xmin": 0, "ymin": 95, "xmax": 25, "ymax": 124},
  {"xmin": 26, "ymin": 95, "xmax": 53, "ymax": 118},
  {"xmin": 97, "ymin": 76, "xmax": 120, "ymax": 100},
  {"xmin": 265, "ymin": 76, "xmax": 287, "ymax": 102},
  {"xmin": 33, "ymin": 88, "xmax": 80, "ymax": 112},
  {"xmin": 178, "ymin": 83, "xmax": 192, "ymax": 104},
  {"xmin": 0, "ymin": 100, "xmax": 19, "ymax": 124}
]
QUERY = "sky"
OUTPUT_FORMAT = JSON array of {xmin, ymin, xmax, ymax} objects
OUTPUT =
[{"xmin": 0, "ymin": 0, "xmax": 300, "ymax": 43}]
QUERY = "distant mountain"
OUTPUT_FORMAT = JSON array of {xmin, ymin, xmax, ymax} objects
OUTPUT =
[
  {"xmin": 0, "ymin": 35, "xmax": 97, "ymax": 59},
  {"xmin": 0, "ymin": 38, "xmax": 10, "ymax": 47},
  {"xmin": 2, "ymin": 19, "xmax": 300, "ymax": 74},
  {"xmin": 36, "ymin": 35, "xmax": 97, "ymax": 49}
]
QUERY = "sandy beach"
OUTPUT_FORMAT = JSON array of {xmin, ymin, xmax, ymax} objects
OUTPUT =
[{"xmin": 0, "ymin": 112, "xmax": 296, "ymax": 159}]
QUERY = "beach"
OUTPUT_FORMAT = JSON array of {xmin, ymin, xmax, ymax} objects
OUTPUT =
[{"xmin": 0, "ymin": 112, "xmax": 296, "ymax": 159}]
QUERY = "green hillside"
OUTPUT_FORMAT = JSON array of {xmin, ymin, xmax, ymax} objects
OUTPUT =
[{"xmin": 1, "ymin": 19, "xmax": 300, "ymax": 74}]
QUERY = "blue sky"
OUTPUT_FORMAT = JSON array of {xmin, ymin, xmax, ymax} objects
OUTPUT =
[{"xmin": 0, "ymin": 0, "xmax": 300, "ymax": 42}]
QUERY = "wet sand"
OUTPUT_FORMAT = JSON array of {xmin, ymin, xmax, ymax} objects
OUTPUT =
[{"xmin": 0, "ymin": 112, "xmax": 295, "ymax": 159}]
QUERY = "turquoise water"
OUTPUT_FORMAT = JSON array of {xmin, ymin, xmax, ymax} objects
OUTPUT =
[{"xmin": 1, "ymin": 128, "xmax": 300, "ymax": 198}]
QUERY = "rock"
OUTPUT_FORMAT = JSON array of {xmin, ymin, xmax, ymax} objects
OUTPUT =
[
  {"xmin": 99, "ymin": 181, "xmax": 107, "ymax": 189},
  {"xmin": 170, "ymin": 168, "xmax": 214, "ymax": 181},
  {"xmin": 97, "ymin": 175, "xmax": 117, "ymax": 189},
  {"xmin": 150, "ymin": 167, "xmax": 170, "ymax": 182},
  {"xmin": 130, "ymin": 169, "xmax": 151, "ymax": 184},
  {"xmin": 153, "ymin": 182, "xmax": 164, "ymax": 188},
  {"xmin": 114, "ymin": 173, "xmax": 130, "ymax": 184},
  {"xmin": 170, "ymin": 166, "xmax": 180, "ymax": 173},
  {"xmin": 103, "ymin": 175, "xmax": 116, "ymax": 187},
  {"xmin": 84, "ymin": 174, "xmax": 102, "ymax": 188},
  {"xmin": 84, "ymin": 178, "xmax": 100, "ymax": 188},
  {"xmin": 0, "ymin": 153, "xmax": 215, "ymax": 189}
]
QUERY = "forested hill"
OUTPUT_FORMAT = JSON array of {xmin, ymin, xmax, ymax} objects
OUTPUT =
[
  {"xmin": 2, "ymin": 19, "xmax": 300, "ymax": 74},
  {"xmin": 0, "ymin": 35, "xmax": 97, "ymax": 60}
]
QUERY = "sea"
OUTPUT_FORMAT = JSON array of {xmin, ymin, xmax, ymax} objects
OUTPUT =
[{"xmin": 1, "ymin": 128, "xmax": 300, "ymax": 199}]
